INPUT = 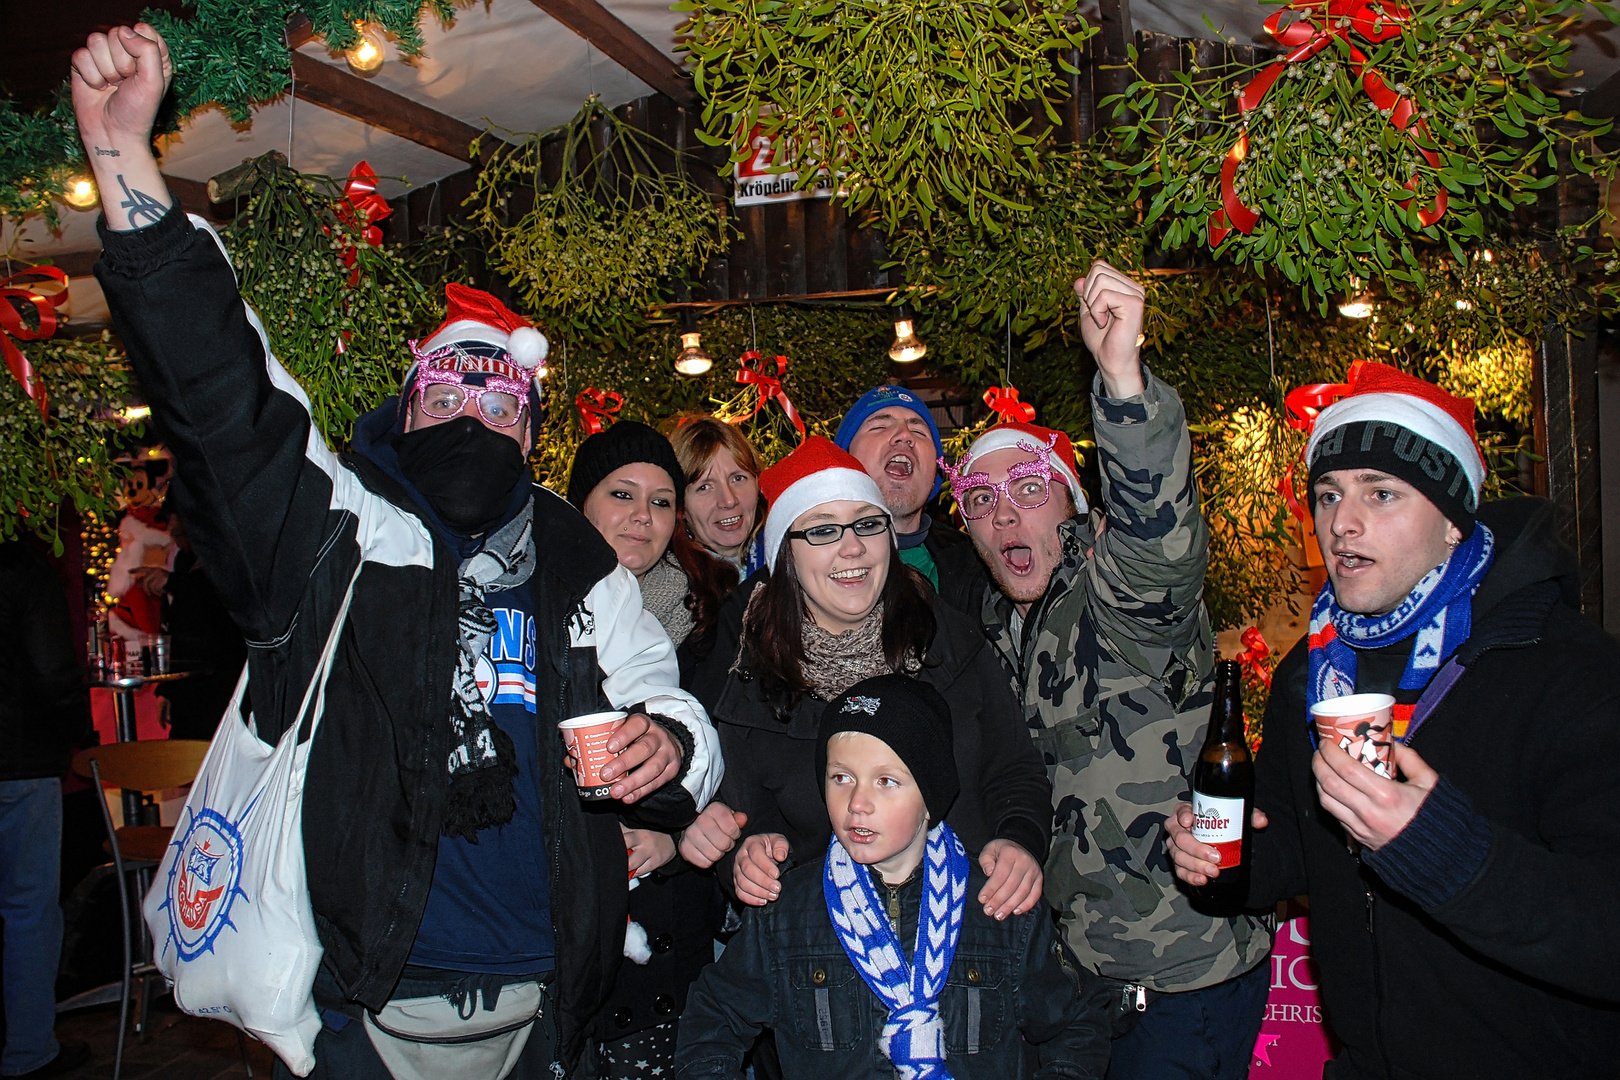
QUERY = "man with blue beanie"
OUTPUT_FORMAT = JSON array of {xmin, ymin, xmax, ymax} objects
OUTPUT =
[{"xmin": 835, "ymin": 385, "xmax": 987, "ymax": 614}]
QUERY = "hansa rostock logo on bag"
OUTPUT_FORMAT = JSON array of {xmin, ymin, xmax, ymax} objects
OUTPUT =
[{"xmin": 157, "ymin": 798, "xmax": 251, "ymax": 961}]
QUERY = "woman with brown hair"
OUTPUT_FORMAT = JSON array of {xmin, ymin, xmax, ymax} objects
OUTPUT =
[
  {"xmin": 681, "ymin": 437, "xmax": 1052, "ymax": 922},
  {"xmin": 669, "ymin": 418, "xmax": 768, "ymax": 626}
]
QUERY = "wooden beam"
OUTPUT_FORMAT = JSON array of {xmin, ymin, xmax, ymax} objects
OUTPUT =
[
  {"xmin": 161, "ymin": 173, "xmax": 233, "ymax": 221},
  {"xmin": 526, "ymin": 0, "xmax": 697, "ymax": 107},
  {"xmin": 289, "ymin": 51, "xmax": 487, "ymax": 164}
]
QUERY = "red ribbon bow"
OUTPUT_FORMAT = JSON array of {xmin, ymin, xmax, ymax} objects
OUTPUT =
[
  {"xmin": 333, "ymin": 161, "xmax": 392, "ymax": 285},
  {"xmin": 1277, "ymin": 361, "xmax": 1365, "ymax": 523},
  {"xmin": 1233, "ymin": 626, "xmax": 1273, "ymax": 689},
  {"xmin": 1209, "ymin": 0, "xmax": 1447, "ymax": 246},
  {"xmin": 0, "ymin": 266, "xmax": 68, "ymax": 419},
  {"xmin": 983, "ymin": 385, "xmax": 1036, "ymax": 424},
  {"xmin": 734, "ymin": 351, "xmax": 806, "ymax": 440},
  {"xmin": 575, "ymin": 388, "xmax": 623, "ymax": 435}
]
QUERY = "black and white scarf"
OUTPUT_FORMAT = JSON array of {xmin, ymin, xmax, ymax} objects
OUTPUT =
[
  {"xmin": 442, "ymin": 498, "xmax": 534, "ymax": 841},
  {"xmin": 823, "ymin": 823, "xmax": 968, "ymax": 1080}
]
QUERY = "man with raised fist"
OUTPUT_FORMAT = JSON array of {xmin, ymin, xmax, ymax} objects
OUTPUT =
[{"xmin": 73, "ymin": 24, "xmax": 721, "ymax": 1080}]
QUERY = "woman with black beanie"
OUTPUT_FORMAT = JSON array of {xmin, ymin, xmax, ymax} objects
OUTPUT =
[{"xmin": 567, "ymin": 423, "xmax": 727, "ymax": 1080}]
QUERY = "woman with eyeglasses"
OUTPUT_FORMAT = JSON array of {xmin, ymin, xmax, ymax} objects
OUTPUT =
[{"xmin": 681, "ymin": 438, "xmax": 1052, "ymax": 923}]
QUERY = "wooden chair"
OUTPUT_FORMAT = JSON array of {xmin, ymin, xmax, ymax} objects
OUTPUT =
[{"xmin": 70, "ymin": 740, "xmax": 242, "ymax": 1080}]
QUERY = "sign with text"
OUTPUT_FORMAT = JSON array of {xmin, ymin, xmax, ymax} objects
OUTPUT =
[
  {"xmin": 1253, "ymin": 912, "xmax": 1337, "ymax": 1076},
  {"xmin": 733, "ymin": 122, "xmax": 837, "ymax": 207}
]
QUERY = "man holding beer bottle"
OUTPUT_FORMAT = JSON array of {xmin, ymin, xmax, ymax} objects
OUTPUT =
[
  {"xmin": 951, "ymin": 264, "xmax": 1270, "ymax": 1080},
  {"xmin": 1168, "ymin": 363, "xmax": 1620, "ymax": 1079}
]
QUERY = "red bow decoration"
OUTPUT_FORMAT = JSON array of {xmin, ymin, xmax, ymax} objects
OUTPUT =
[
  {"xmin": 332, "ymin": 161, "xmax": 391, "ymax": 286},
  {"xmin": 575, "ymin": 388, "xmax": 623, "ymax": 435},
  {"xmin": 1232, "ymin": 626, "xmax": 1273, "ymax": 689},
  {"xmin": 983, "ymin": 385, "xmax": 1036, "ymax": 424},
  {"xmin": 1277, "ymin": 360, "xmax": 1366, "ymax": 523},
  {"xmin": 734, "ymin": 351, "xmax": 806, "ymax": 440},
  {"xmin": 1208, "ymin": 0, "xmax": 1447, "ymax": 246},
  {"xmin": 0, "ymin": 266, "xmax": 68, "ymax": 419}
]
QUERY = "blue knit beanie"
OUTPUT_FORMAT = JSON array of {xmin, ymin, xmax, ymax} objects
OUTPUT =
[{"xmin": 833, "ymin": 385, "xmax": 945, "ymax": 499}]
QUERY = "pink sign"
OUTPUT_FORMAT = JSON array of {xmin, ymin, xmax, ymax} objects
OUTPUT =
[{"xmin": 1252, "ymin": 911, "xmax": 1338, "ymax": 1076}]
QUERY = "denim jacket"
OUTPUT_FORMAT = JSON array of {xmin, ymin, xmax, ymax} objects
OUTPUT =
[{"xmin": 675, "ymin": 858, "xmax": 1110, "ymax": 1080}]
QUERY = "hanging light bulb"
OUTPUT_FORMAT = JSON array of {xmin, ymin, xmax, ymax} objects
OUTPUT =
[
  {"xmin": 345, "ymin": 23, "xmax": 386, "ymax": 73},
  {"xmin": 888, "ymin": 303, "xmax": 926, "ymax": 364},
  {"xmin": 1337, "ymin": 277, "xmax": 1374, "ymax": 319},
  {"xmin": 62, "ymin": 175, "xmax": 99, "ymax": 209},
  {"xmin": 674, "ymin": 310, "xmax": 712, "ymax": 376}
]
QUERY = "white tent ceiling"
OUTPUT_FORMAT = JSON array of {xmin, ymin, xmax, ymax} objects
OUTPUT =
[{"xmin": 6, "ymin": 0, "xmax": 1617, "ymax": 278}]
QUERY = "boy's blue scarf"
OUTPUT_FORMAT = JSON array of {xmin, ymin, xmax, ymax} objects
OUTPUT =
[
  {"xmin": 1308, "ymin": 524, "xmax": 1494, "ymax": 742},
  {"xmin": 823, "ymin": 823, "xmax": 968, "ymax": 1080}
]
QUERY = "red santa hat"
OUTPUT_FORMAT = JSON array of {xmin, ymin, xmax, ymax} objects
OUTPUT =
[
  {"xmin": 1305, "ymin": 362, "xmax": 1485, "ymax": 532},
  {"xmin": 759, "ymin": 437, "xmax": 890, "ymax": 570},
  {"xmin": 957, "ymin": 422, "xmax": 1088, "ymax": 514},
  {"xmin": 410, "ymin": 283, "xmax": 549, "ymax": 386}
]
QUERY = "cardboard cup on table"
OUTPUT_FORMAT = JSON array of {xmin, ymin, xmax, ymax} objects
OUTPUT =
[
  {"xmin": 559, "ymin": 711, "xmax": 627, "ymax": 800},
  {"xmin": 1310, "ymin": 693, "xmax": 1396, "ymax": 779}
]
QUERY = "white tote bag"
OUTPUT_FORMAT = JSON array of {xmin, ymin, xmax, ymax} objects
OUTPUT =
[{"xmin": 143, "ymin": 566, "xmax": 360, "ymax": 1076}]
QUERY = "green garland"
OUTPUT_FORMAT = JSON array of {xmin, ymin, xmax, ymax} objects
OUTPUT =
[
  {"xmin": 0, "ymin": 0, "xmax": 455, "ymax": 223},
  {"xmin": 678, "ymin": 0, "xmax": 1094, "ymax": 233}
]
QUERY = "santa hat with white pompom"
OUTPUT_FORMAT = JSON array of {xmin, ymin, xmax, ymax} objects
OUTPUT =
[{"xmin": 401, "ymin": 283, "xmax": 549, "ymax": 438}]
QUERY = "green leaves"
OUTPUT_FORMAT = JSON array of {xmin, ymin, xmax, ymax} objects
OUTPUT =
[
  {"xmin": 679, "ymin": 0, "xmax": 1095, "ymax": 234},
  {"xmin": 468, "ymin": 100, "xmax": 728, "ymax": 346},
  {"xmin": 1106, "ymin": 0, "xmax": 1615, "ymax": 307}
]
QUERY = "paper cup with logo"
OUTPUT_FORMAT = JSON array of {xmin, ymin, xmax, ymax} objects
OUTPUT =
[
  {"xmin": 1310, "ymin": 694, "xmax": 1396, "ymax": 779},
  {"xmin": 560, "ymin": 711, "xmax": 627, "ymax": 800}
]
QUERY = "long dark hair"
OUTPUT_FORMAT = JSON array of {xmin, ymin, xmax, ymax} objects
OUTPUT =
[
  {"xmin": 670, "ymin": 515, "xmax": 737, "ymax": 638},
  {"xmin": 743, "ymin": 537, "xmax": 937, "ymax": 704}
]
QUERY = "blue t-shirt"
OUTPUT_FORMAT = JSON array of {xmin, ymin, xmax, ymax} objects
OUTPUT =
[{"xmin": 409, "ymin": 584, "xmax": 554, "ymax": 976}]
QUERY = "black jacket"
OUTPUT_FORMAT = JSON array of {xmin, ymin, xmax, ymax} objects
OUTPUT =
[
  {"xmin": 675, "ymin": 856, "xmax": 1110, "ymax": 1080},
  {"xmin": 923, "ymin": 520, "xmax": 989, "ymax": 618},
  {"xmin": 0, "ymin": 541, "xmax": 92, "ymax": 781},
  {"xmin": 156, "ymin": 548, "xmax": 248, "ymax": 741},
  {"xmin": 95, "ymin": 207, "xmax": 719, "ymax": 1065},
  {"xmin": 690, "ymin": 577, "xmax": 1052, "ymax": 892},
  {"xmin": 597, "ymin": 865, "xmax": 727, "ymax": 1042},
  {"xmin": 1248, "ymin": 498, "xmax": 1620, "ymax": 1079}
]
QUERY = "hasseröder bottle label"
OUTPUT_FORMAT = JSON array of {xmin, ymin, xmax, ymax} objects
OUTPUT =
[{"xmin": 1191, "ymin": 790, "xmax": 1244, "ymax": 869}]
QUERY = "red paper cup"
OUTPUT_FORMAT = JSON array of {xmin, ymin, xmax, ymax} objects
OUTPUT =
[
  {"xmin": 560, "ymin": 711, "xmax": 626, "ymax": 800},
  {"xmin": 1310, "ymin": 694, "xmax": 1396, "ymax": 779}
]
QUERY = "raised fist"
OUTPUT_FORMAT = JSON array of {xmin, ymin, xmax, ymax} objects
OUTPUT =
[{"xmin": 71, "ymin": 24, "xmax": 173, "ymax": 153}]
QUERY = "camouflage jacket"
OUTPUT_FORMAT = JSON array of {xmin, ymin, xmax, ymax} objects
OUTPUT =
[{"xmin": 979, "ymin": 368, "xmax": 1271, "ymax": 992}]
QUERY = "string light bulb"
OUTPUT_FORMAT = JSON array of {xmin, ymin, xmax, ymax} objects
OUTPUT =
[
  {"xmin": 62, "ymin": 175, "xmax": 98, "ymax": 209},
  {"xmin": 674, "ymin": 310, "xmax": 712, "ymax": 376},
  {"xmin": 1337, "ymin": 277, "xmax": 1374, "ymax": 319},
  {"xmin": 888, "ymin": 304, "xmax": 927, "ymax": 364},
  {"xmin": 345, "ymin": 23, "xmax": 385, "ymax": 73}
]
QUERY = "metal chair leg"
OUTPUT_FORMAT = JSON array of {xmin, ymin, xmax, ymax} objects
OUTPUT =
[
  {"xmin": 91, "ymin": 759, "xmax": 131, "ymax": 1080},
  {"xmin": 237, "ymin": 1029, "xmax": 255, "ymax": 1077}
]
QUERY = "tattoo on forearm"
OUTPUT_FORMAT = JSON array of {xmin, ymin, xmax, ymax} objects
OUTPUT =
[
  {"xmin": 116, "ymin": 174, "xmax": 166, "ymax": 227},
  {"xmin": 94, "ymin": 147, "xmax": 121, "ymax": 157}
]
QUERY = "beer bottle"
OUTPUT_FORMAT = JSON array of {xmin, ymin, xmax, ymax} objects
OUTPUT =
[{"xmin": 1189, "ymin": 659, "xmax": 1253, "ymax": 913}]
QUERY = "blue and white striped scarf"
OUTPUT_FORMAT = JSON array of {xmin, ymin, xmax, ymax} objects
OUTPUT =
[
  {"xmin": 822, "ymin": 823, "xmax": 968, "ymax": 1080},
  {"xmin": 1308, "ymin": 524, "xmax": 1494, "ymax": 743}
]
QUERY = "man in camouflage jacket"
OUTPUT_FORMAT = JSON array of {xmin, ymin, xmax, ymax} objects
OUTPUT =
[{"xmin": 951, "ymin": 263, "xmax": 1270, "ymax": 1080}]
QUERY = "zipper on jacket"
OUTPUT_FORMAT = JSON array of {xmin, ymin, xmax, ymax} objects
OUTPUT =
[{"xmin": 1365, "ymin": 886, "xmax": 1390, "ymax": 1076}]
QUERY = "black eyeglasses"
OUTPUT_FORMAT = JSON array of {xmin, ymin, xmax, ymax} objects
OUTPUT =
[{"xmin": 786, "ymin": 514, "xmax": 892, "ymax": 546}]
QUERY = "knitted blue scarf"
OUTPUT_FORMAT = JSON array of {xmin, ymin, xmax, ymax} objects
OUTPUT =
[
  {"xmin": 1307, "ymin": 524, "xmax": 1494, "ymax": 744},
  {"xmin": 823, "ymin": 823, "xmax": 968, "ymax": 1080}
]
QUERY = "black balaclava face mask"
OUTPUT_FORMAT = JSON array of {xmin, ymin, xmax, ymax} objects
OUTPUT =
[{"xmin": 395, "ymin": 416, "xmax": 528, "ymax": 535}]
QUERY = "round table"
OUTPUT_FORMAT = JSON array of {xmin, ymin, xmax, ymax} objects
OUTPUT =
[{"xmin": 89, "ymin": 670, "xmax": 203, "ymax": 824}]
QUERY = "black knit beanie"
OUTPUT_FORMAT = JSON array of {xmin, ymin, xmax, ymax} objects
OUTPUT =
[
  {"xmin": 1307, "ymin": 419, "xmax": 1478, "ymax": 538},
  {"xmin": 817, "ymin": 674, "xmax": 959, "ymax": 824},
  {"xmin": 566, "ymin": 421, "xmax": 685, "ymax": 511}
]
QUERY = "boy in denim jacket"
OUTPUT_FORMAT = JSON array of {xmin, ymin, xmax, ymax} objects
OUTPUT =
[{"xmin": 675, "ymin": 674, "xmax": 1110, "ymax": 1080}]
